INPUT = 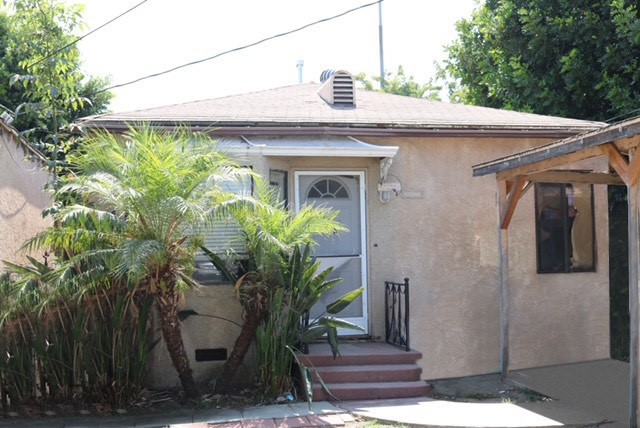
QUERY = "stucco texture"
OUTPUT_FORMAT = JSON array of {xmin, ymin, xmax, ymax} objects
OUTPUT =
[
  {"xmin": 257, "ymin": 138, "xmax": 609, "ymax": 379},
  {"xmin": 147, "ymin": 284, "xmax": 250, "ymax": 389},
  {"xmin": 0, "ymin": 132, "xmax": 50, "ymax": 266},
  {"xmin": 363, "ymin": 136, "xmax": 609, "ymax": 379}
]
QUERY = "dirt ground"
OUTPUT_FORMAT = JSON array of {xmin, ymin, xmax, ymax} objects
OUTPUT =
[{"xmin": 427, "ymin": 372, "xmax": 551, "ymax": 403}]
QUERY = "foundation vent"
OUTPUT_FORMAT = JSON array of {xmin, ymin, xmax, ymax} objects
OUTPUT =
[{"xmin": 318, "ymin": 70, "xmax": 356, "ymax": 107}]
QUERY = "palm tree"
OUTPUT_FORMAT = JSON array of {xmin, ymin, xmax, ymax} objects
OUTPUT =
[
  {"xmin": 26, "ymin": 125, "xmax": 252, "ymax": 398},
  {"xmin": 214, "ymin": 178, "xmax": 347, "ymax": 392}
]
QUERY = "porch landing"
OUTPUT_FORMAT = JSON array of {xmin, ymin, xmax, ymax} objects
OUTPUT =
[{"xmin": 298, "ymin": 342, "xmax": 431, "ymax": 401}]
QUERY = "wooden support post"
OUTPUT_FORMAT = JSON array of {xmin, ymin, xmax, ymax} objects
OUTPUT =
[
  {"xmin": 497, "ymin": 180, "xmax": 510, "ymax": 379},
  {"xmin": 630, "ymin": 175, "xmax": 640, "ymax": 428},
  {"xmin": 629, "ymin": 153, "xmax": 640, "ymax": 187}
]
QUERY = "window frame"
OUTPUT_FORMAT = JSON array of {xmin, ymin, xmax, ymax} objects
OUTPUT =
[
  {"xmin": 269, "ymin": 169, "xmax": 288, "ymax": 206},
  {"xmin": 192, "ymin": 171, "xmax": 254, "ymax": 285},
  {"xmin": 534, "ymin": 182, "xmax": 596, "ymax": 274}
]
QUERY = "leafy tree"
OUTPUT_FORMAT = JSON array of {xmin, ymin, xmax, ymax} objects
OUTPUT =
[
  {"xmin": 26, "ymin": 126, "xmax": 253, "ymax": 398},
  {"xmin": 3, "ymin": 0, "xmax": 112, "ymax": 169},
  {"xmin": 357, "ymin": 66, "xmax": 441, "ymax": 100},
  {"xmin": 442, "ymin": 0, "xmax": 640, "ymax": 122},
  {"xmin": 0, "ymin": 13, "xmax": 23, "ymax": 115}
]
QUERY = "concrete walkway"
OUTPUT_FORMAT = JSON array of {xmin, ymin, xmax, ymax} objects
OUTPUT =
[
  {"xmin": 0, "ymin": 402, "xmax": 351, "ymax": 428},
  {"xmin": 0, "ymin": 396, "xmax": 608, "ymax": 427},
  {"xmin": 339, "ymin": 397, "xmax": 606, "ymax": 427}
]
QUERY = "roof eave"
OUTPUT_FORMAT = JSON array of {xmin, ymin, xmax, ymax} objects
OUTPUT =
[{"xmin": 78, "ymin": 120, "xmax": 601, "ymax": 139}]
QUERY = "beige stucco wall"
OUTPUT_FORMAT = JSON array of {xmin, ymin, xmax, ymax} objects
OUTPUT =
[
  {"xmin": 362, "ymin": 135, "xmax": 609, "ymax": 379},
  {"xmin": 0, "ymin": 131, "xmax": 50, "ymax": 267},
  {"xmin": 262, "ymin": 136, "xmax": 610, "ymax": 380},
  {"xmin": 158, "ymin": 134, "xmax": 610, "ymax": 387},
  {"xmin": 147, "ymin": 284, "xmax": 251, "ymax": 389}
]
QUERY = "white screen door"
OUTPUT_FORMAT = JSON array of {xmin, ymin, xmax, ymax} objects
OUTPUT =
[{"xmin": 295, "ymin": 171, "xmax": 368, "ymax": 334}]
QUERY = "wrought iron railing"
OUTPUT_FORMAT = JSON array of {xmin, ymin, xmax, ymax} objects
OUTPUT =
[{"xmin": 385, "ymin": 278, "xmax": 410, "ymax": 351}]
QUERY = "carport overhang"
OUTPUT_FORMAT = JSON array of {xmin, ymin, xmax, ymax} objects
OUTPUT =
[{"xmin": 472, "ymin": 115, "xmax": 640, "ymax": 427}]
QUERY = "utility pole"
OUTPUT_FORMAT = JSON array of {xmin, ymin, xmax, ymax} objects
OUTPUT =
[{"xmin": 378, "ymin": 0, "xmax": 385, "ymax": 89}]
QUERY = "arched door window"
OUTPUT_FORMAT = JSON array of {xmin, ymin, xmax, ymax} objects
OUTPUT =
[{"xmin": 307, "ymin": 178, "xmax": 349, "ymax": 199}]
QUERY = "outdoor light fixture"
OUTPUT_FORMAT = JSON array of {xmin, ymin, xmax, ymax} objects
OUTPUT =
[{"xmin": 378, "ymin": 157, "xmax": 402, "ymax": 203}]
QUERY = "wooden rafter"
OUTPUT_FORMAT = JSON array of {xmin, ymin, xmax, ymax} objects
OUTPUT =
[{"xmin": 500, "ymin": 176, "xmax": 527, "ymax": 230}]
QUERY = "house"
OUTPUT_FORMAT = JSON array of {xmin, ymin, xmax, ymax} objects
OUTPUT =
[
  {"xmin": 79, "ymin": 70, "xmax": 609, "ymax": 390},
  {"xmin": 0, "ymin": 121, "xmax": 50, "ymax": 266}
]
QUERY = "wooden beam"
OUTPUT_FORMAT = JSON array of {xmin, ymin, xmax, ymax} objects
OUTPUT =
[
  {"xmin": 524, "ymin": 170, "xmax": 624, "ymax": 185},
  {"xmin": 495, "ymin": 145, "xmax": 605, "ymax": 181},
  {"xmin": 506, "ymin": 180, "xmax": 514, "ymax": 195},
  {"xmin": 615, "ymin": 134, "xmax": 640, "ymax": 152},
  {"xmin": 497, "ymin": 180, "xmax": 510, "ymax": 380},
  {"xmin": 601, "ymin": 143, "xmax": 630, "ymax": 185},
  {"xmin": 501, "ymin": 176, "xmax": 526, "ymax": 230}
]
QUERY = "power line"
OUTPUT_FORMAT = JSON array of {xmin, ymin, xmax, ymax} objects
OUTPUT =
[
  {"xmin": 95, "ymin": 0, "xmax": 383, "ymax": 95},
  {"xmin": 28, "ymin": 0, "xmax": 151, "ymax": 69},
  {"xmin": 606, "ymin": 108, "xmax": 640, "ymax": 124}
]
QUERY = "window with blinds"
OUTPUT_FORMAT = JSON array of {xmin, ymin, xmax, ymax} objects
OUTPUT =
[{"xmin": 192, "ymin": 176, "xmax": 252, "ymax": 284}]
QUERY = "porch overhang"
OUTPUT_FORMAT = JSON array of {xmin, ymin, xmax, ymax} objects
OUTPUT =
[
  {"xmin": 472, "ymin": 115, "xmax": 640, "ymax": 427},
  {"xmin": 473, "ymin": 117, "xmax": 640, "ymax": 182},
  {"xmin": 220, "ymin": 136, "xmax": 399, "ymax": 158}
]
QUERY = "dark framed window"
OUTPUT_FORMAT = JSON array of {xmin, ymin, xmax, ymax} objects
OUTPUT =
[
  {"xmin": 535, "ymin": 182, "xmax": 595, "ymax": 273},
  {"xmin": 269, "ymin": 170, "xmax": 288, "ymax": 205}
]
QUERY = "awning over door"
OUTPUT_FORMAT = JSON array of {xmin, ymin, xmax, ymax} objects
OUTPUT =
[{"xmin": 218, "ymin": 136, "xmax": 399, "ymax": 158}]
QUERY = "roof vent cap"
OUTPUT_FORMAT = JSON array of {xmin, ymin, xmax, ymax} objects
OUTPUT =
[
  {"xmin": 317, "ymin": 70, "xmax": 356, "ymax": 107},
  {"xmin": 320, "ymin": 69, "xmax": 336, "ymax": 83}
]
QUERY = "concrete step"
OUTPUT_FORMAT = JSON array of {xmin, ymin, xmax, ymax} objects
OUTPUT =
[
  {"xmin": 313, "ymin": 380, "xmax": 432, "ymax": 401},
  {"xmin": 313, "ymin": 363, "xmax": 422, "ymax": 383},
  {"xmin": 299, "ymin": 342, "xmax": 422, "ymax": 367}
]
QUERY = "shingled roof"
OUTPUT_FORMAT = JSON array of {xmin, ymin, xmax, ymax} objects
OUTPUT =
[{"xmin": 79, "ymin": 83, "xmax": 605, "ymax": 137}]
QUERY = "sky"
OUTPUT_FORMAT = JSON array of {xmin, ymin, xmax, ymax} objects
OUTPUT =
[{"xmin": 71, "ymin": 0, "xmax": 477, "ymax": 113}]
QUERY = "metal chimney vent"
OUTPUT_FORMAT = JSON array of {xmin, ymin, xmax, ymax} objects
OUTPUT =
[
  {"xmin": 317, "ymin": 70, "xmax": 356, "ymax": 106},
  {"xmin": 320, "ymin": 69, "xmax": 335, "ymax": 83}
]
